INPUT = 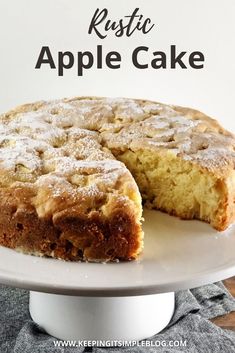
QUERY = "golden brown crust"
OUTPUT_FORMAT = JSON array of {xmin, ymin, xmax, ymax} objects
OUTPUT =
[
  {"xmin": 0, "ymin": 96, "xmax": 235, "ymax": 261},
  {"xmin": 0, "ymin": 186, "xmax": 142, "ymax": 261}
]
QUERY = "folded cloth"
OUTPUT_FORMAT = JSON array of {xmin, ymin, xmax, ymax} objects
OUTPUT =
[{"xmin": 0, "ymin": 282, "xmax": 234, "ymax": 353}]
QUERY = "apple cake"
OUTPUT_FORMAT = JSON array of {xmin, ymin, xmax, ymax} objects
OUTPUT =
[{"xmin": 0, "ymin": 97, "xmax": 234, "ymax": 261}]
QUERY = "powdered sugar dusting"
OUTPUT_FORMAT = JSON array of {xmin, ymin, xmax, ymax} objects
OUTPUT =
[
  {"xmin": 99, "ymin": 99, "xmax": 235, "ymax": 174},
  {"xmin": 0, "ymin": 96, "xmax": 234, "ymax": 212},
  {"xmin": 0, "ymin": 97, "xmax": 146, "ymax": 217}
]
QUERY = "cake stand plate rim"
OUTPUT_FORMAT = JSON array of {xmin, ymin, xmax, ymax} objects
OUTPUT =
[{"xmin": 0, "ymin": 209, "xmax": 235, "ymax": 296}]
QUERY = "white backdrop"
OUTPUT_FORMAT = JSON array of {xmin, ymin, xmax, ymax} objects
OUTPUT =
[{"xmin": 0, "ymin": 0, "xmax": 234, "ymax": 130}]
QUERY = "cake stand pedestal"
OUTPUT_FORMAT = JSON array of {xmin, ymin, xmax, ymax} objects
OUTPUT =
[
  {"xmin": 0, "ymin": 210, "xmax": 235, "ymax": 342},
  {"xmin": 29, "ymin": 291, "xmax": 175, "ymax": 341}
]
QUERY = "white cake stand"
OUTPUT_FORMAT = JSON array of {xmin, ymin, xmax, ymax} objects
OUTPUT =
[{"xmin": 0, "ymin": 209, "xmax": 235, "ymax": 342}]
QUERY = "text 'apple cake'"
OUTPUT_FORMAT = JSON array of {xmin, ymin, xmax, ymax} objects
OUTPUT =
[{"xmin": 0, "ymin": 97, "xmax": 234, "ymax": 261}]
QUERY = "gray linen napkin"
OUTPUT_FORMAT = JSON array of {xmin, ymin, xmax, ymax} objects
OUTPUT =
[{"xmin": 0, "ymin": 282, "xmax": 234, "ymax": 353}]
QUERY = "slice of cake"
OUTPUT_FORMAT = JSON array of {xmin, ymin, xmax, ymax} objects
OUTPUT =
[{"xmin": 0, "ymin": 97, "xmax": 234, "ymax": 261}]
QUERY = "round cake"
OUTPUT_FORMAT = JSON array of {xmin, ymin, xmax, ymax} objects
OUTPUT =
[{"xmin": 0, "ymin": 96, "xmax": 234, "ymax": 261}]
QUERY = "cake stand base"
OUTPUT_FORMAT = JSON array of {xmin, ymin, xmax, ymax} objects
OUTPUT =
[{"xmin": 29, "ymin": 291, "xmax": 175, "ymax": 342}]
